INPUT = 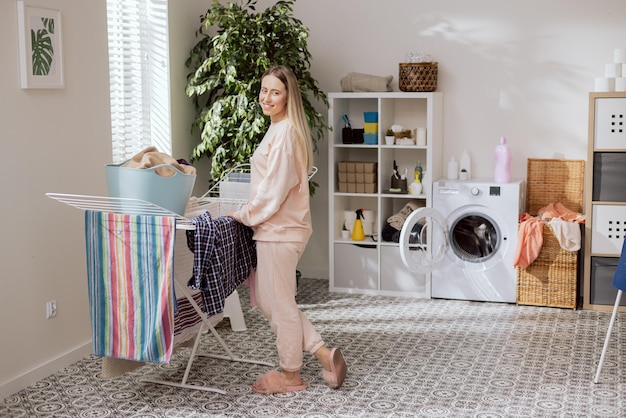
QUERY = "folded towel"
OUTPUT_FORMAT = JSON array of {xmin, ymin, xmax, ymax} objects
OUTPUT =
[
  {"xmin": 387, "ymin": 200, "xmax": 420, "ymax": 230},
  {"xmin": 340, "ymin": 72, "xmax": 393, "ymax": 92}
]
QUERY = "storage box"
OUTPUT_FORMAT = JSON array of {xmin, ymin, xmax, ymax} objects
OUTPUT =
[
  {"xmin": 399, "ymin": 62, "xmax": 438, "ymax": 92},
  {"xmin": 363, "ymin": 112, "xmax": 378, "ymax": 123},
  {"xmin": 105, "ymin": 163, "xmax": 196, "ymax": 216},
  {"xmin": 363, "ymin": 134, "xmax": 378, "ymax": 145},
  {"xmin": 363, "ymin": 162, "xmax": 378, "ymax": 173},
  {"xmin": 364, "ymin": 122, "xmax": 378, "ymax": 134},
  {"xmin": 219, "ymin": 181, "xmax": 250, "ymax": 200}
]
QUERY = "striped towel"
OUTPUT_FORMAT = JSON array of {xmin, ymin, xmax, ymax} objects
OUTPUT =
[{"xmin": 84, "ymin": 211, "xmax": 176, "ymax": 363}]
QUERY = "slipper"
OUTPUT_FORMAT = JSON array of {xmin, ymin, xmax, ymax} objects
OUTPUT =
[
  {"xmin": 322, "ymin": 347, "xmax": 347, "ymax": 389},
  {"xmin": 251, "ymin": 370, "xmax": 308, "ymax": 394}
]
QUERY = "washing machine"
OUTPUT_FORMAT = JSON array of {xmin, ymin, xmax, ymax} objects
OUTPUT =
[{"xmin": 399, "ymin": 178, "xmax": 524, "ymax": 303}]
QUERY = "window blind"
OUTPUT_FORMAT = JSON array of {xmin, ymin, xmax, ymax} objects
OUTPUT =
[{"xmin": 106, "ymin": 0, "xmax": 171, "ymax": 163}]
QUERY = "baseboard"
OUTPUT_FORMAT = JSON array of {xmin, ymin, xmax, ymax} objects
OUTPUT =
[
  {"xmin": 0, "ymin": 341, "xmax": 92, "ymax": 401},
  {"xmin": 298, "ymin": 267, "xmax": 328, "ymax": 280}
]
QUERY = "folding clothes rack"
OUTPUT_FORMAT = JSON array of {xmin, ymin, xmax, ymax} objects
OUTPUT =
[{"xmin": 46, "ymin": 191, "xmax": 272, "ymax": 394}]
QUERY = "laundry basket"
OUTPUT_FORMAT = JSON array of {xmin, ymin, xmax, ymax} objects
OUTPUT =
[{"xmin": 516, "ymin": 159, "xmax": 585, "ymax": 309}]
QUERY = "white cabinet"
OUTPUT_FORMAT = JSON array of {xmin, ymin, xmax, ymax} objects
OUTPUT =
[
  {"xmin": 583, "ymin": 92, "xmax": 626, "ymax": 312},
  {"xmin": 328, "ymin": 92, "xmax": 443, "ymax": 297}
]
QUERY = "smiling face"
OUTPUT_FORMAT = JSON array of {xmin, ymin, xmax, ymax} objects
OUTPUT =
[{"xmin": 259, "ymin": 74, "xmax": 288, "ymax": 123}]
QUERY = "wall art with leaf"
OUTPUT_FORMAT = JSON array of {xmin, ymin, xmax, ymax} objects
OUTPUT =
[{"xmin": 17, "ymin": 1, "xmax": 64, "ymax": 89}]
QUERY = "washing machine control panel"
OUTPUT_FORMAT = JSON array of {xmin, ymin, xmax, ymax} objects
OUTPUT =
[{"xmin": 489, "ymin": 186, "xmax": 501, "ymax": 196}]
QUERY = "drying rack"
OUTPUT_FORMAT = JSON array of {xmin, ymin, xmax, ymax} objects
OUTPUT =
[
  {"xmin": 46, "ymin": 167, "xmax": 274, "ymax": 394},
  {"xmin": 47, "ymin": 164, "xmax": 318, "ymax": 393}
]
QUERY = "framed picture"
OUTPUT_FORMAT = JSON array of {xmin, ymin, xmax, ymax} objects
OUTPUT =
[{"xmin": 17, "ymin": 1, "xmax": 64, "ymax": 89}]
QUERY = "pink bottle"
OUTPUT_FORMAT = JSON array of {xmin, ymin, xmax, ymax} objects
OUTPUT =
[{"xmin": 494, "ymin": 136, "xmax": 511, "ymax": 183}]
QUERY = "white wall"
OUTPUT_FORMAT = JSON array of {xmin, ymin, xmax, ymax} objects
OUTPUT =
[
  {"xmin": 0, "ymin": 0, "xmax": 208, "ymax": 399},
  {"xmin": 2, "ymin": 0, "xmax": 625, "ymax": 399},
  {"xmin": 279, "ymin": 0, "xmax": 626, "ymax": 279}
]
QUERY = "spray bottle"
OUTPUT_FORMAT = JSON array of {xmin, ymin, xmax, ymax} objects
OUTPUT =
[{"xmin": 352, "ymin": 208, "xmax": 366, "ymax": 241}]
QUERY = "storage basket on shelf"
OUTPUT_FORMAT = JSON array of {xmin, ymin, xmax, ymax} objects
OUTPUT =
[
  {"xmin": 399, "ymin": 62, "xmax": 438, "ymax": 92},
  {"xmin": 516, "ymin": 158, "xmax": 585, "ymax": 309}
]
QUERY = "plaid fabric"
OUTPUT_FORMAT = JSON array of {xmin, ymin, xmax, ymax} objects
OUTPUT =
[{"xmin": 186, "ymin": 212, "xmax": 256, "ymax": 316}]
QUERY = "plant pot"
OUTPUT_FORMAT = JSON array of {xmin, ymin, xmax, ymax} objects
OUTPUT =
[{"xmin": 385, "ymin": 136, "xmax": 395, "ymax": 145}]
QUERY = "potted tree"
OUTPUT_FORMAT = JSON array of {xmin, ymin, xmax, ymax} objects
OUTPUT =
[{"xmin": 185, "ymin": 0, "xmax": 328, "ymax": 194}]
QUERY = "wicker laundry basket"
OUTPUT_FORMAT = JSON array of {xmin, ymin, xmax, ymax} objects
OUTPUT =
[{"xmin": 516, "ymin": 159, "xmax": 585, "ymax": 309}]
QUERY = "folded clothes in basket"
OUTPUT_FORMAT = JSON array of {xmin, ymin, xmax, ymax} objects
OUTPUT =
[{"xmin": 123, "ymin": 146, "xmax": 197, "ymax": 176}]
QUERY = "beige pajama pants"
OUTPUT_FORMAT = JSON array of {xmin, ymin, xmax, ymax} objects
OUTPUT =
[{"xmin": 254, "ymin": 241, "xmax": 325, "ymax": 372}]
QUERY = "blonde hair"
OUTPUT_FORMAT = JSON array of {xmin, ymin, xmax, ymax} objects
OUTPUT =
[{"xmin": 261, "ymin": 65, "xmax": 314, "ymax": 173}]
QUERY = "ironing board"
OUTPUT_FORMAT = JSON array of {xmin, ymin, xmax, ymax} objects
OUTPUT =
[{"xmin": 46, "ymin": 192, "xmax": 272, "ymax": 394}]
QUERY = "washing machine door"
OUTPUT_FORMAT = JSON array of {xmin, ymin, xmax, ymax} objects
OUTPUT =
[
  {"xmin": 445, "ymin": 207, "xmax": 507, "ymax": 271},
  {"xmin": 399, "ymin": 207, "xmax": 449, "ymax": 273}
]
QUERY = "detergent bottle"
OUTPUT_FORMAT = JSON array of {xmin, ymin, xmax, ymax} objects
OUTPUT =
[
  {"xmin": 460, "ymin": 150, "xmax": 471, "ymax": 180},
  {"xmin": 410, "ymin": 161, "xmax": 423, "ymax": 195},
  {"xmin": 494, "ymin": 136, "xmax": 511, "ymax": 183},
  {"xmin": 352, "ymin": 208, "xmax": 366, "ymax": 241},
  {"xmin": 447, "ymin": 155, "xmax": 459, "ymax": 180}
]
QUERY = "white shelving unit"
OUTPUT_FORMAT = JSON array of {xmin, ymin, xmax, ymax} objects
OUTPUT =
[
  {"xmin": 583, "ymin": 92, "xmax": 626, "ymax": 312},
  {"xmin": 328, "ymin": 92, "xmax": 443, "ymax": 297}
]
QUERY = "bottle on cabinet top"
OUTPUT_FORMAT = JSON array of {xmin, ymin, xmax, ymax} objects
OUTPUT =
[
  {"xmin": 494, "ymin": 136, "xmax": 511, "ymax": 183},
  {"xmin": 447, "ymin": 156, "xmax": 459, "ymax": 180},
  {"xmin": 460, "ymin": 150, "xmax": 471, "ymax": 180}
]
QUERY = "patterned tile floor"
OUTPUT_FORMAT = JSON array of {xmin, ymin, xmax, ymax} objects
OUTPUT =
[{"xmin": 2, "ymin": 278, "xmax": 625, "ymax": 417}]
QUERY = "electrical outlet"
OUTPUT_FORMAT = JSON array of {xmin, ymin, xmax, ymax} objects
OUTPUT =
[{"xmin": 46, "ymin": 300, "xmax": 57, "ymax": 319}]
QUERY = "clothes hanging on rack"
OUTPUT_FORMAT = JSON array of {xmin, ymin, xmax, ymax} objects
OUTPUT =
[
  {"xmin": 84, "ymin": 211, "xmax": 176, "ymax": 363},
  {"xmin": 186, "ymin": 211, "xmax": 256, "ymax": 316}
]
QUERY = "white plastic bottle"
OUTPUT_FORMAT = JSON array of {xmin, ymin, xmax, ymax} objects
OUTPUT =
[
  {"xmin": 459, "ymin": 150, "xmax": 471, "ymax": 180},
  {"xmin": 494, "ymin": 136, "xmax": 511, "ymax": 183},
  {"xmin": 447, "ymin": 156, "xmax": 459, "ymax": 180}
]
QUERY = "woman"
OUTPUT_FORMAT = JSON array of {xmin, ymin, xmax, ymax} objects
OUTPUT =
[{"xmin": 231, "ymin": 65, "xmax": 347, "ymax": 394}]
